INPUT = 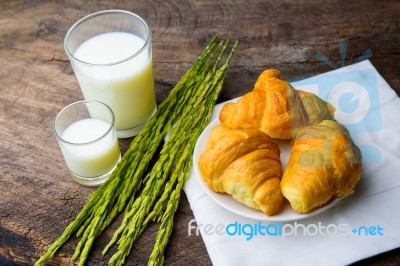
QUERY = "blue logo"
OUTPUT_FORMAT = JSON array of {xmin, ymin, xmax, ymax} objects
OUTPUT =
[
  {"xmin": 293, "ymin": 70, "xmax": 382, "ymax": 164},
  {"xmin": 291, "ymin": 38, "xmax": 381, "ymax": 164},
  {"xmin": 315, "ymin": 38, "xmax": 373, "ymax": 69}
]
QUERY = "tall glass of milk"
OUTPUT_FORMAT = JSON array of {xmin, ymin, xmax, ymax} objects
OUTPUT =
[
  {"xmin": 53, "ymin": 101, "xmax": 121, "ymax": 186},
  {"xmin": 64, "ymin": 10, "xmax": 156, "ymax": 138}
]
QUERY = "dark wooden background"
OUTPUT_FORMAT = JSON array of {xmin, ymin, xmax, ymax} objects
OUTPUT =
[{"xmin": 1, "ymin": 0, "xmax": 399, "ymax": 265}]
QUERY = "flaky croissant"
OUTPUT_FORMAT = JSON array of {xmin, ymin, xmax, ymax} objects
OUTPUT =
[
  {"xmin": 219, "ymin": 69, "xmax": 335, "ymax": 139},
  {"xmin": 198, "ymin": 125, "xmax": 283, "ymax": 216},
  {"xmin": 281, "ymin": 120, "xmax": 362, "ymax": 213}
]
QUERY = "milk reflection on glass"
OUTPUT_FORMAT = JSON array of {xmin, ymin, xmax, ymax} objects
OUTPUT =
[
  {"xmin": 64, "ymin": 10, "xmax": 156, "ymax": 138},
  {"xmin": 53, "ymin": 101, "xmax": 121, "ymax": 186}
]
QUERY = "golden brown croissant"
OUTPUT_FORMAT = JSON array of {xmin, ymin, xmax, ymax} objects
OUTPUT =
[
  {"xmin": 198, "ymin": 125, "xmax": 283, "ymax": 216},
  {"xmin": 281, "ymin": 120, "xmax": 362, "ymax": 213},
  {"xmin": 219, "ymin": 69, "xmax": 335, "ymax": 139}
]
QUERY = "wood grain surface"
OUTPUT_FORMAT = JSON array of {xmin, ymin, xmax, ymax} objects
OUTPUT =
[{"xmin": 1, "ymin": 0, "xmax": 399, "ymax": 265}]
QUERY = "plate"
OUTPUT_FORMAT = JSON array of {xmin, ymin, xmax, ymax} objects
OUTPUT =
[{"xmin": 193, "ymin": 118, "xmax": 341, "ymax": 222}]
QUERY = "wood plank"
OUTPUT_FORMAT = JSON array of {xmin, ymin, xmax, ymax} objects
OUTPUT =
[{"xmin": 1, "ymin": 0, "xmax": 399, "ymax": 265}]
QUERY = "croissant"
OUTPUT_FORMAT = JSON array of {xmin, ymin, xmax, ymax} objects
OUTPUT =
[
  {"xmin": 198, "ymin": 125, "xmax": 283, "ymax": 216},
  {"xmin": 219, "ymin": 69, "xmax": 335, "ymax": 139},
  {"xmin": 281, "ymin": 120, "xmax": 362, "ymax": 213}
]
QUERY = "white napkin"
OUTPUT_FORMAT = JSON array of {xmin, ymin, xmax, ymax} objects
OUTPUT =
[{"xmin": 184, "ymin": 60, "xmax": 400, "ymax": 266}]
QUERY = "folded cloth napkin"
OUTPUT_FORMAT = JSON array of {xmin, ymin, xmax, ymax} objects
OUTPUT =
[{"xmin": 184, "ymin": 60, "xmax": 400, "ymax": 266}]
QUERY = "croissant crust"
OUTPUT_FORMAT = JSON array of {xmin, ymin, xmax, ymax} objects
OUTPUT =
[
  {"xmin": 280, "ymin": 120, "xmax": 362, "ymax": 213},
  {"xmin": 219, "ymin": 69, "xmax": 335, "ymax": 139},
  {"xmin": 198, "ymin": 125, "xmax": 283, "ymax": 216}
]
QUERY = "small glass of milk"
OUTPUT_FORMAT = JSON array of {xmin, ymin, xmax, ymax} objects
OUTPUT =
[
  {"xmin": 64, "ymin": 10, "xmax": 157, "ymax": 138},
  {"xmin": 53, "ymin": 100, "xmax": 121, "ymax": 186}
]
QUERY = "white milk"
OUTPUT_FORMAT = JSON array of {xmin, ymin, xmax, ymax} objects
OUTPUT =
[
  {"xmin": 73, "ymin": 32, "xmax": 156, "ymax": 135},
  {"xmin": 61, "ymin": 118, "xmax": 120, "ymax": 178}
]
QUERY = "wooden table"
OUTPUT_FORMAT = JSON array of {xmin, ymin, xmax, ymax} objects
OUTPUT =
[{"xmin": 1, "ymin": 0, "xmax": 399, "ymax": 265}]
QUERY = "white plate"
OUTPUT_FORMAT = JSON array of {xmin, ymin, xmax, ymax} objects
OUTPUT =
[{"xmin": 193, "ymin": 118, "xmax": 341, "ymax": 222}]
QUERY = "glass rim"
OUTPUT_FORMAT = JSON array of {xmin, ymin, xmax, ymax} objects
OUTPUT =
[
  {"xmin": 64, "ymin": 9, "xmax": 151, "ymax": 67},
  {"xmin": 53, "ymin": 100, "xmax": 115, "ymax": 146}
]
